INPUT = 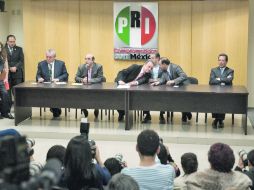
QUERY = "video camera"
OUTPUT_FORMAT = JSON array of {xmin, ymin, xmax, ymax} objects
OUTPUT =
[
  {"xmin": 80, "ymin": 118, "xmax": 96, "ymax": 158},
  {"xmin": 0, "ymin": 135, "xmax": 62, "ymax": 190},
  {"xmin": 0, "ymin": 135, "xmax": 30, "ymax": 184}
]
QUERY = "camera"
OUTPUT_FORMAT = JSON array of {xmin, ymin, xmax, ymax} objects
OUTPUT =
[
  {"xmin": 238, "ymin": 149, "xmax": 248, "ymax": 167},
  {"xmin": 0, "ymin": 135, "xmax": 30, "ymax": 184},
  {"xmin": 80, "ymin": 118, "xmax": 96, "ymax": 158}
]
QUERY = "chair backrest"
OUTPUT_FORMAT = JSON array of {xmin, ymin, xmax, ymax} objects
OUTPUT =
[
  {"xmin": 102, "ymin": 76, "xmax": 106, "ymax": 82},
  {"xmin": 188, "ymin": 77, "xmax": 198, "ymax": 84}
]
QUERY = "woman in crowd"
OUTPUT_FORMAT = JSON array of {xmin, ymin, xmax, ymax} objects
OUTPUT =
[
  {"xmin": 0, "ymin": 42, "xmax": 13, "ymax": 119},
  {"xmin": 62, "ymin": 135, "xmax": 111, "ymax": 190}
]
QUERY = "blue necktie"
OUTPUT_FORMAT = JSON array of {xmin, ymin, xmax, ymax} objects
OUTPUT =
[{"xmin": 48, "ymin": 64, "xmax": 52, "ymax": 81}]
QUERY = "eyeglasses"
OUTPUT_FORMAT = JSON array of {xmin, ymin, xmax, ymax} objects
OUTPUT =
[{"xmin": 85, "ymin": 57, "xmax": 92, "ymax": 60}]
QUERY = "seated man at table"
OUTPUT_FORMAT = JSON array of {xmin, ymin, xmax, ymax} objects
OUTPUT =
[
  {"xmin": 115, "ymin": 60, "xmax": 154, "ymax": 121},
  {"xmin": 209, "ymin": 53, "xmax": 234, "ymax": 128},
  {"xmin": 36, "ymin": 49, "xmax": 68, "ymax": 118},
  {"xmin": 75, "ymin": 53, "xmax": 105, "ymax": 119},
  {"xmin": 151, "ymin": 57, "xmax": 192, "ymax": 122}
]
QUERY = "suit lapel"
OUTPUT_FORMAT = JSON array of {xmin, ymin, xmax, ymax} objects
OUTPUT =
[{"xmin": 43, "ymin": 62, "xmax": 50, "ymax": 79}]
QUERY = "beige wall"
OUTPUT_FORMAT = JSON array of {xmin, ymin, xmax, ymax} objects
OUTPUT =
[
  {"xmin": 0, "ymin": 0, "xmax": 23, "ymax": 46},
  {"xmin": 247, "ymin": 0, "xmax": 254, "ymax": 107},
  {"xmin": 23, "ymin": 0, "xmax": 248, "ymax": 85}
]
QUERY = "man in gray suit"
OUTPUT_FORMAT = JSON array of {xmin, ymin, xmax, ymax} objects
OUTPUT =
[
  {"xmin": 75, "ymin": 53, "xmax": 104, "ymax": 118},
  {"xmin": 36, "ymin": 49, "xmax": 68, "ymax": 117},
  {"xmin": 151, "ymin": 57, "xmax": 192, "ymax": 122},
  {"xmin": 209, "ymin": 53, "xmax": 234, "ymax": 128}
]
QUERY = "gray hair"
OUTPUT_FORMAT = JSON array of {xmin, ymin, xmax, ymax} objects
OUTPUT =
[
  {"xmin": 107, "ymin": 173, "xmax": 139, "ymax": 190},
  {"xmin": 46, "ymin": 49, "xmax": 56, "ymax": 57}
]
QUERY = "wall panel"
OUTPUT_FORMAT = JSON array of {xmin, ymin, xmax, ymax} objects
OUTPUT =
[{"xmin": 23, "ymin": 0, "xmax": 248, "ymax": 85}]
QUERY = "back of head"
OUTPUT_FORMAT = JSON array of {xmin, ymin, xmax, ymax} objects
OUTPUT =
[
  {"xmin": 64, "ymin": 135, "xmax": 96, "ymax": 190},
  {"xmin": 160, "ymin": 57, "xmax": 170, "ymax": 65},
  {"xmin": 46, "ymin": 145, "xmax": 66, "ymax": 165},
  {"xmin": 157, "ymin": 143, "xmax": 168, "ymax": 164},
  {"xmin": 208, "ymin": 143, "xmax": 235, "ymax": 173},
  {"xmin": 107, "ymin": 173, "xmax": 139, "ymax": 190},
  {"xmin": 247, "ymin": 149, "xmax": 254, "ymax": 166},
  {"xmin": 181, "ymin": 152, "xmax": 198, "ymax": 175},
  {"xmin": 104, "ymin": 157, "xmax": 123, "ymax": 176},
  {"xmin": 137, "ymin": 129, "xmax": 159, "ymax": 156}
]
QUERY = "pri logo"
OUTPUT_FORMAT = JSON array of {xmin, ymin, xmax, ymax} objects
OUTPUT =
[{"xmin": 115, "ymin": 5, "xmax": 156, "ymax": 46}]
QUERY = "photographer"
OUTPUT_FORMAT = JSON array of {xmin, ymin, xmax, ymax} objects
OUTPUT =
[
  {"xmin": 157, "ymin": 139, "xmax": 181, "ymax": 177},
  {"xmin": 235, "ymin": 149, "xmax": 254, "ymax": 190},
  {"xmin": 60, "ymin": 135, "xmax": 111, "ymax": 190}
]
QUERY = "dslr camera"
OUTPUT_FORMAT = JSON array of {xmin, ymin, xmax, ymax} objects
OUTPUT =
[{"xmin": 80, "ymin": 118, "xmax": 96, "ymax": 158}]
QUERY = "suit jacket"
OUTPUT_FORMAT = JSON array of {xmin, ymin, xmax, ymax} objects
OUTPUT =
[
  {"xmin": 209, "ymin": 66, "xmax": 234, "ymax": 86},
  {"xmin": 159, "ymin": 63, "xmax": 188, "ymax": 85},
  {"xmin": 115, "ymin": 64, "xmax": 151, "ymax": 85},
  {"xmin": 5, "ymin": 45, "xmax": 24, "ymax": 79},
  {"xmin": 36, "ymin": 59, "xmax": 68, "ymax": 82},
  {"xmin": 75, "ymin": 63, "xmax": 104, "ymax": 83}
]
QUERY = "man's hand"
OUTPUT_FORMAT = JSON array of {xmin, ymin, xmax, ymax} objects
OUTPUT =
[
  {"xmin": 149, "ymin": 78, "xmax": 159, "ymax": 83},
  {"xmin": 216, "ymin": 78, "xmax": 221, "ymax": 81},
  {"xmin": 82, "ymin": 77, "xmax": 88, "ymax": 84},
  {"xmin": 38, "ymin": 78, "xmax": 44, "ymax": 83},
  {"xmin": 52, "ymin": 78, "xmax": 59, "ymax": 82},
  {"xmin": 151, "ymin": 81, "xmax": 160, "ymax": 86},
  {"xmin": 166, "ymin": 80, "xmax": 175, "ymax": 86},
  {"xmin": 94, "ymin": 145, "xmax": 104, "ymax": 167},
  {"xmin": 129, "ymin": 81, "xmax": 138, "ymax": 86},
  {"xmin": 118, "ymin": 80, "xmax": 125, "ymax": 85},
  {"xmin": 0, "ymin": 69, "xmax": 7, "ymax": 80},
  {"xmin": 10, "ymin": 67, "xmax": 17, "ymax": 73},
  {"xmin": 237, "ymin": 157, "xmax": 244, "ymax": 169}
]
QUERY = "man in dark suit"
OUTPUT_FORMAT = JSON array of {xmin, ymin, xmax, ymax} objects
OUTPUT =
[
  {"xmin": 115, "ymin": 60, "xmax": 154, "ymax": 121},
  {"xmin": 75, "ymin": 53, "xmax": 105, "ymax": 119},
  {"xmin": 151, "ymin": 57, "xmax": 192, "ymax": 122},
  {"xmin": 5, "ymin": 35, "xmax": 24, "ymax": 100},
  {"xmin": 36, "ymin": 49, "xmax": 68, "ymax": 118},
  {"xmin": 209, "ymin": 53, "xmax": 234, "ymax": 128}
]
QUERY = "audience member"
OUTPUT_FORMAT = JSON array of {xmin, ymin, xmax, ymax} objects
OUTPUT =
[
  {"xmin": 174, "ymin": 152, "xmax": 198, "ymax": 190},
  {"xmin": 186, "ymin": 143, "xmax": 252, "ymax": 190},
  {"xmin": 121, "ymin": 129, "xmax": 175, "ymax": 190},
  {"xmin": 0, "ymin": 42, "xmax": 14, "ymax": 119},
  {"xmin": 61, "ymin": 135, "xmax": 111, "ymax": 190},
  {"xmin": 107, "ymin": 173, "xmax": 139, "ymax": 190},
  {"xmin": 104, "ymin": 155, "xmax": 126, "ymax": 177},
  {"xmin": 157, "ymin": 142, "xmax": 180, "ymax": 177},
  {"xmin": 46, "ymin": 145, "xmax": 66, "ymax": 165},
  {"xmin": 235, "ymin": 149, "xmax": 254, "ymax": 190}
]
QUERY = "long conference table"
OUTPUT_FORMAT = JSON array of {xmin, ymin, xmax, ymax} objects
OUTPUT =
[{"xmin": 14, "ymin": 82, "xmax": 249, "ymax": 135}]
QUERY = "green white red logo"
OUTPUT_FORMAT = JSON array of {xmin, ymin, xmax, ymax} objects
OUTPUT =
[{"xmin": 114, "ymin": 3, "xmax": 158, "ymax": 48}]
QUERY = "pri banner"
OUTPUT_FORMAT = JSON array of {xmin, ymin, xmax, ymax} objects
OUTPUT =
[{"xmin": 114, "ymin": 2, "xmax": 158, "ymax": 60}]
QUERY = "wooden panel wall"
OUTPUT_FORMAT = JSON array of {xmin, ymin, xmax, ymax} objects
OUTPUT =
[{"xmin": 23, "ymin": 0, "xmax": 248, "ymax": 85}]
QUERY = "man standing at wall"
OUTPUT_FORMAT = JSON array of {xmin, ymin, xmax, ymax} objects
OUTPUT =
[{"xmin": 5, "ymin": 35, "xmax": 24, "ymax": 101}]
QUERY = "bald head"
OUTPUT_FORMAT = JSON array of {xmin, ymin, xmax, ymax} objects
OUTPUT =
[{"xmin": 85, "ymin": 53, "xmax": 95, "ymax": 67}]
